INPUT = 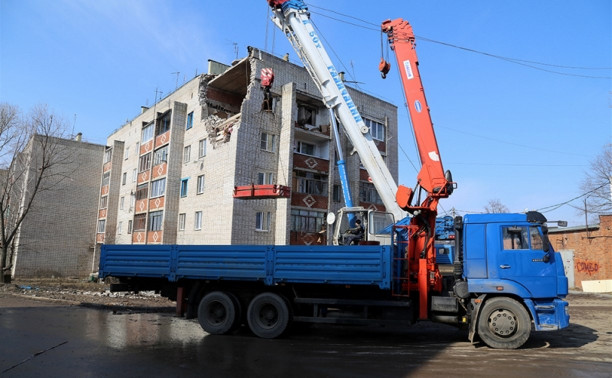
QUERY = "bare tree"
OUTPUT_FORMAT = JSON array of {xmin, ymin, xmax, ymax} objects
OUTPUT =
[
  {"xmin": 579, "ymin": 144, "xmax": 612, "ymax": 222},
  {"xmin": 0, "ymin": 103, "xmax": 70, "ymax": 282},
  {"xmin": 484, "ymin": 199, "xmax": 509, "ymax": 214}
]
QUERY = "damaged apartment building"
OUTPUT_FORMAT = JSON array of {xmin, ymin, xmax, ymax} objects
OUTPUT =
[{"xmin": 96, "ymin": 47, "xmax": 398, "ymax": 250}]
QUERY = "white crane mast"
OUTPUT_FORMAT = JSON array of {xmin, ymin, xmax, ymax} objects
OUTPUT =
[{"xmin": 268, "ymin": 0, "xmax": 405, "ymax": 221}]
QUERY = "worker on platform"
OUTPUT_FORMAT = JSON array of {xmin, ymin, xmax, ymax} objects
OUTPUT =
[{"xmin": 343, "ymin": 219, "xmax": 364, "ymax": 245}]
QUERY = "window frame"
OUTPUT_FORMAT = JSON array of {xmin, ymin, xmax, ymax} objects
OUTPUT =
[
  {"xmin": 194, "ymin": 211, "xmax": 202, "ymax": 230},
  {"xmin": 197, "ymin": 175, "xmax": 205, "ymax": 194},
  {"xmin": 186, "ymin": 111, "xmax": 194, "ymax": 130}
]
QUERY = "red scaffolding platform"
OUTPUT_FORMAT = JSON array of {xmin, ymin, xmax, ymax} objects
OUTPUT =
[{"xmin": 233, "ymin": 184, "xmax": 291, "ymax": 199}]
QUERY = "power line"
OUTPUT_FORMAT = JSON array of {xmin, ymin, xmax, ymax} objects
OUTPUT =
[
  {"xmin": 537, "ymin": 183, "xmax": 608, "ymax": 213},
  {"xmin": 307, "ymin": 4, "xmax": 612, "ymax": 79}
]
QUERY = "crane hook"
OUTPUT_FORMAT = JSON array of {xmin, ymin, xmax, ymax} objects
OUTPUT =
[{"xmin": 379, "ymin": 58, "xmax": 391, "ymax": 79}]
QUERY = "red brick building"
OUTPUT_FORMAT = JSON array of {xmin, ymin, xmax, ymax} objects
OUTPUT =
[{"xmin": 549, "ymin": 215, "xmax": 612, "ymax": 291}]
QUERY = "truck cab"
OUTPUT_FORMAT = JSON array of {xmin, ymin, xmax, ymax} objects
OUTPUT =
[{"xmin": 455, "ymin": 211, "xmax": 570, "ymax": 348}]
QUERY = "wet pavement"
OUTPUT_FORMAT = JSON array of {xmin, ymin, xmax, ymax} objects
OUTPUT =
[{"xmin": 1, "ymin": 295, "xmax": 611, "ymax": 377}]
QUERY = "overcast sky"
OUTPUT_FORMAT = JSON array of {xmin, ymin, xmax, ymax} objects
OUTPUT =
[{"xmin": 2, "ymin": 0, "xmax": 610, "ymax": 226}]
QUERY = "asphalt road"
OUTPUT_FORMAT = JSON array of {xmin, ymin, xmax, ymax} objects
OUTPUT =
[{"xmin": 1, "ymin": 294, "xmax": 611, "ymax": 377}]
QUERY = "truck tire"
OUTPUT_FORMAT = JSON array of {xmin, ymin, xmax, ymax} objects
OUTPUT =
[
  {"xmin": 247, "ymin": 292, "xmax": 291, "ymax": 339},
  {"xmin": 477, "ymin": 297, "xmax": 531, "ymax": 349},
  {"xmin": 198, "ymin": 291, "xmax": 240, "ymax": 335}
]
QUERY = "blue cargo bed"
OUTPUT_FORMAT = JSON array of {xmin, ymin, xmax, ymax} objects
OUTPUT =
[{"xmin": 99, "ymin": 244, "xmax": 394, "ymax": 290}]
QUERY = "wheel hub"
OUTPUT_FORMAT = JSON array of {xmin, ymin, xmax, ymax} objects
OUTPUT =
[{"xmin": 488, "ymin": 309, "xmax": 517, "ymax": 337}]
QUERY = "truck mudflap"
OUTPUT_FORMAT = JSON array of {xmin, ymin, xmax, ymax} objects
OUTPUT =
[
  {"xmin": 468, "ymin": 294, "xmax": 486, "ymax": 343},
  {"xmin": 523, "ymin": 298, "xmax": 570, "ymax": 331}
]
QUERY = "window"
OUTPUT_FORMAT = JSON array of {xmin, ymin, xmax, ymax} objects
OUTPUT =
[
  {"xmin": 122, "ymin": 172, "xmax": 127, "ymax": 185},
  {"xmin": 180, "ymin": 178, "xmax": 189, "ymax": 197},
  {"xmin": 502, "ymin": 226, "xmax": 529, "ymax": 250},
  {"xmin": 260, "ymin": 132, "xmax": 276, "ymax": 152},
  {"xmin": 103, "ymin": 148, "xmax": 112, "ymax": 163},
  {"xmin": 257, "ymin": 172, "xmax": 275, "ymax": 185},
  {"xmin": 100, "ymin": 196, "xmax": 108, "ymax": 209},
  {"xmin": 136, "ymin": 183, "xmax": 148, "ymax": 200},
  {"xmin": 148, "ymin": 211, "xmax": 163, "ymax": 231},
  {"xmin": 118, "ymin": 221, "xmax": 123, "ymax": 234},
  {"xmin": 150, "ymin": 178, "xmax": 166, "ymax": 198},
  {"xmin": 102, "ymin": 172, "xmax": 110, "ymax": 187},
  {"xmin": 142, "ymin": 122, "xmax": 154, "ymax": 142},
  {"xmin": 297, "ymin": 103, "xmax": 317, "ymax": 126},
  {"xmin": 132, "ymin": 168, "xmax": 137, "ymax": 183},
  {"xmin": 295, "ymin": 170, "xmax": 328, "ymax": 196},
  {"xmin": 120, "ymin": 196, "xmax": 125, "ymax": 210},
  {"xmin": 97, "ymin": 219, "xmax": 106, "ymax": 233},
  {"xmin": 178, "ymin": 213, "xmax": 186, "ymax": 231},
  {"xmin": 502, "ymin": 226, "xmax": 546, "ymax": 251},
  {"xmin": 156, "ymin": 111, "xmax": 171, "ymax": 135},
  {"xmin": 359, "ymin": 182, "xmax": 383, "ymax": 204},
  {"xmin": 194, "ymin": 211, "xmax": 202, "ymax": 230},
  {"xmin": 530, "ymin": 227, "xmax": 544, "ymax": 250},
  {"xmin": 295, "ymin": 141, "xmax": 315, "ymax": 156},
  {"xmin": 256, "ymin": 211, "xmax": 271, "ymax": 231},
  {"xmin": 291, "ymin": 209, "xmax": 325, "ymax": 233},
  {"xmin": 134, "ymin": 214, "xmax": 146, "ymax": 231},
  {"xmin": 186, "ymin": 111, "xmax": 194, "ymax": 130},
  {"xmin": 153, "ymin": 146, "xmax": 168, "ymax": 166},
  {"xmin": 198, "ymin": 139, "xmax": 207, "ymax": 158},
  {"xmin": 364, "ymin": 118, "xmax": 385, "ymax": 141},
  {"xmin": 124, "ymin": 147, "xmax": 129, "ymax": 160},
  {"xmin": 184, "ymin": 145, "xmax": 191, "ymax": 163},
  {"xmin": 127, "ymin": 220, "xmax": 133, "ymax": 234},
  {"xmin": 197, "ymin": 175, "xmax": 205, "ymax": 194},
  {"xmin": 139, "ymin": 153, "xmax": 152, "ymax": 172}
]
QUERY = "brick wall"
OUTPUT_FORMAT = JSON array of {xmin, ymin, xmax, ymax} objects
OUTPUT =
[{"xmin": 549, "ymin": 215, "xmax": 612, "ymax": 289}]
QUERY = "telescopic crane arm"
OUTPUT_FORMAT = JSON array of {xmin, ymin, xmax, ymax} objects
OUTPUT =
[
  {"xmin": 381, "ymin": 19, "xmax": 454, "ymax": 216},
  {"xmin": 381, "ymin": 18, "xmax": 455, "ymax": 319}
]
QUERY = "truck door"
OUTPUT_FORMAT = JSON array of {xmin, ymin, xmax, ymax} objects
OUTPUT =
[{"xmin": 496, "ymin": 225, "xmax": 557, "ymax": 298}]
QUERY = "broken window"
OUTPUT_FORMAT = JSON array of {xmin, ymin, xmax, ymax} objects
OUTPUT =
[
  {"xmin": 156, "ymin": 111, "xmax": 171, "ymax": 135},
  {"xmin": 297, "ymin": 103, "xmax": 317, "ymax": 127}
]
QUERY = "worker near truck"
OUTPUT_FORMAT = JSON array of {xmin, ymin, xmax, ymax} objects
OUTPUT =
[{"xmin": 343, "ymin": 219, "xmax": 364, "ymax": 245}]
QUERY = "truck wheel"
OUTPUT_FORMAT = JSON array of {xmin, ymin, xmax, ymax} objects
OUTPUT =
[
  {"xmin": 198, "ymin": 291, "xmax": 240, "ymax": 335},
  {"xmin": 247, "ymin": 292, "xmax": 291, "ymax": 339},
  {"xmin": 477, "ymin": 297, "xmax": 531, "ymax": 349}
]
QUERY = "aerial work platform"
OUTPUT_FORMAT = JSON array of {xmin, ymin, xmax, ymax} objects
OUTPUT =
[{"xmin": 233, "ymin": 184, "xmax": 291, "ymax": 199}]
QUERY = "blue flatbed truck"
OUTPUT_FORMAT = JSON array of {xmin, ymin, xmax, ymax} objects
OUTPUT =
[{"xmin": 99, "ymin": 211, "xmax": 569, "ymax": 349}]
